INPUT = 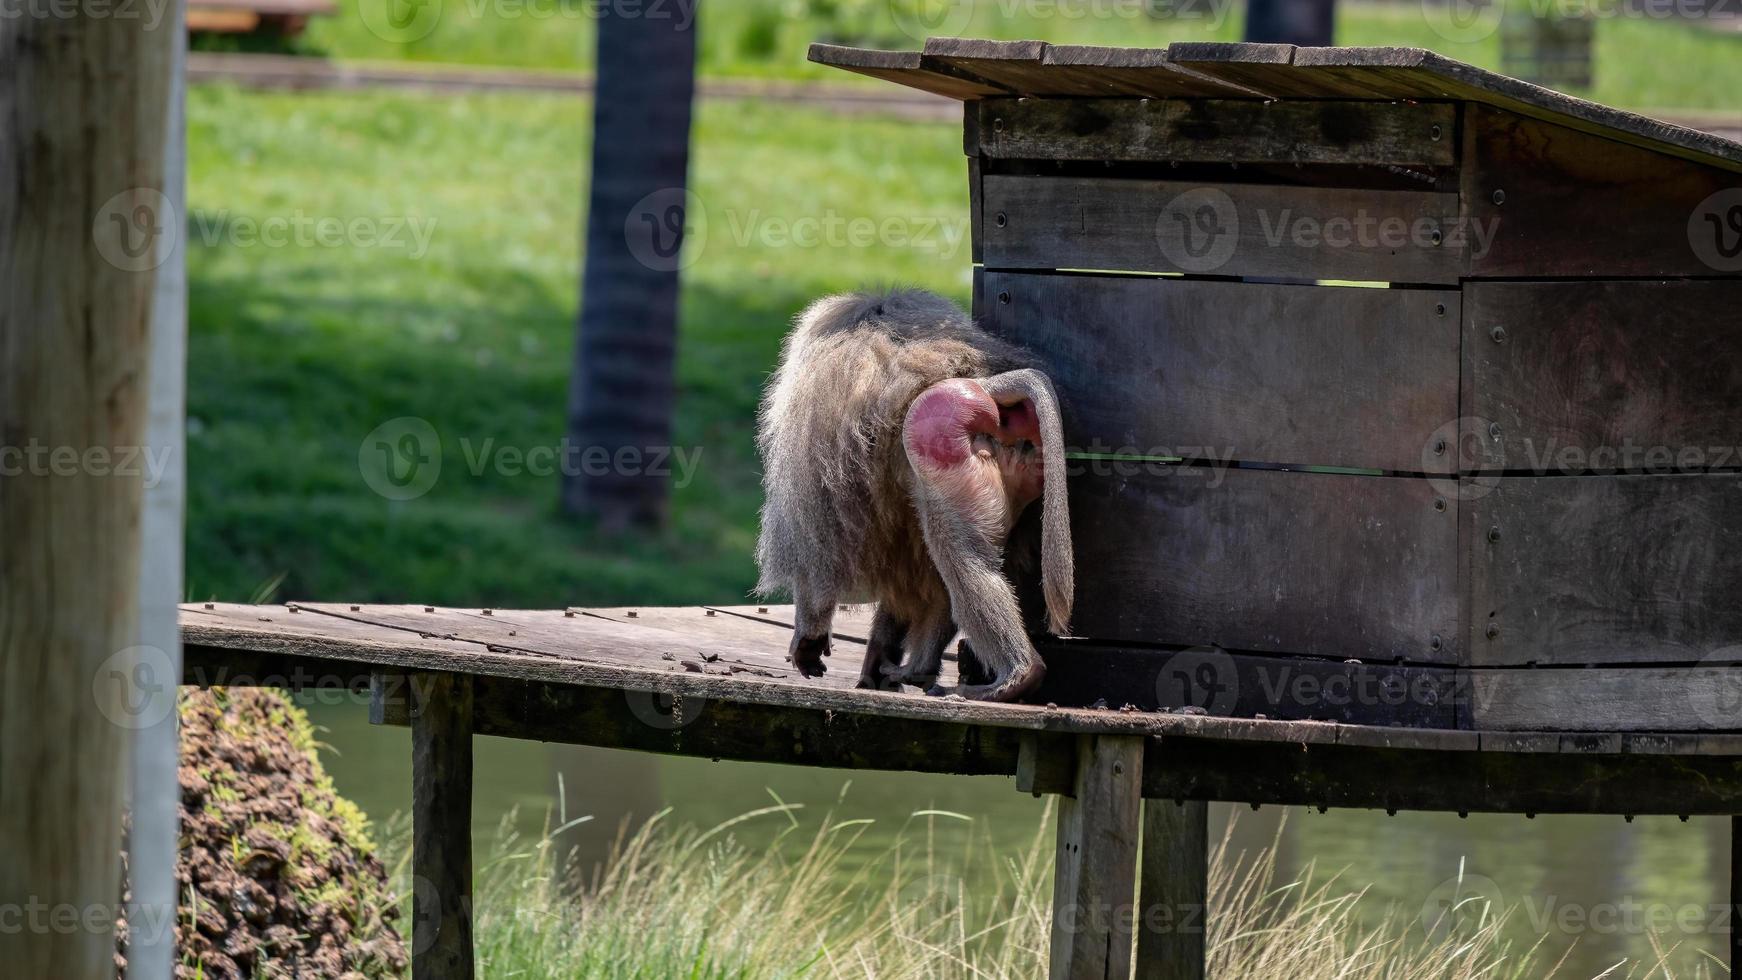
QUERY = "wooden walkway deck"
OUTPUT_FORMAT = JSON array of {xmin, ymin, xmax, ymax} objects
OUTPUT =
[{"xmin": 182, "ymin": 603, "xmax": 1742, "ymax": 978}]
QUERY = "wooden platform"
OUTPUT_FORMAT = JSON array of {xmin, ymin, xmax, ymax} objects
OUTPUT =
[
  {"xmin": 182, "ymin": 602, "xmax": 1742, "ymax": 978},
  {"xmin": 183, "ymin": 603, "xmax": 1742, "ymax": 815}
]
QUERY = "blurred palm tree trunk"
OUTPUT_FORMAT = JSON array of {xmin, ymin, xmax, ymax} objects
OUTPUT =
[
  {"xmin": 1244, "ymin": 0, "xmax": 1334, "ymax": 45},
  {"xmin": 562, "ymin": 4, "xmax": 698, "ymax": 530}
]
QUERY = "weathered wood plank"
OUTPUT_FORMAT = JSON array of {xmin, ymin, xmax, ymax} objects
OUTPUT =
[
  {"xmin": 982, "ymin": 273, "xmax": 1460, "ymax": 473},
  {"xmin": 1051, "ymin": 735, "xmax": 1145, "ymax": 980},
  {"xmin": 806, "ymin": 43, "xmax": 1006, "ymax": 100},
  {"xmin": 182, "ymin": 606, "xmax": 1742, "ymax": 754},
  {"xmin": 301, "ymin": 603, "xmax": 823, "ymax": 683},
  {"xmin": 976, "ymin": 98, "xmax": 1456, "ymax": 167},
  {"xmin": 1067, "ymin": 468, "xmax": 1459, "ymax": 663},
  {"xmin": 1041, "ymin": 44, "xmax": 1269, "ymax": 99},
  {"xmin": 1145, "ymin": 734, "xmax": 1742, "ymax": 813},
  {"xmin": 1466, "ymin": 474, "xmax": 1742, "ymax": 666},
  {"xmin": 1165, "ymin": 42, "xmax": 1399, "ymax": 99},
  {"xmin": 1293, "ymin": 46, "xmax": 1742, "ymax": 174},
  {"xmin": 982, "ymin": 175, "xmax": 1464, "ymax": 282},
  {"xmin": 1463, "ymin": 104, "xmax": 1742, "ymax": 278},
  {"xmin": 1463, "ymin": 281, "xmax": 1742, "ymax": 473},
  {"xmin": 1036, "ymin": 642, "xmax": 1459, "ymax": 727},
  {"xmin": 1469, "ymin": 665, "xmax": 1742, "ymax": 731},
  {"xmin": 809, "ymin": 42, "xmax": 1742, "ymax": 173},
  {"xmin": 1137, "ymin": 799, "xmax": 1208, "ymax": 980},
  {"xmin": 411, "ymin": 672, "xmax": 474, "ymax": 980}
]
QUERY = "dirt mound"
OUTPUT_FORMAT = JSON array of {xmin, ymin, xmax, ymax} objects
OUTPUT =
[{"xmin": 117, "ymin": 689, "xmax": 407, "ymax": 979}]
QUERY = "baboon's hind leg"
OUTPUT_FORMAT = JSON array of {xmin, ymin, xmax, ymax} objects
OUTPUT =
[
  {"xmin": 884, "ymin": 605, "xmax": 955, "ymax": 692},
  {"xmin": 788, "ymin": 584, "xmax": 837, "ymax": 678},
  {"xmin": 857, "ymin": 607, "xmax": 907, "ymax": 690}
]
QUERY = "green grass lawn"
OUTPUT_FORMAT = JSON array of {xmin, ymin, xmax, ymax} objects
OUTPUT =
[
  {"xmin": 275, "ymin": 0, "xmax": 1742, "ymax": 112},
  {"xmin": 186, "ymin": 84, "xmax": 970, "ymax": 605}
]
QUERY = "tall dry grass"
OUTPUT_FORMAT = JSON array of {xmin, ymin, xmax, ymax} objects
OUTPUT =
[{"xmin": 386, "ymin": 797, "xmax": 1724, "ymax": 979}]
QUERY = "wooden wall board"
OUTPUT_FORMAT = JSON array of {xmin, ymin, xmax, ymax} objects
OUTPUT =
[
  {"xmin": 1464, "ymin": 474, "xmax": 1742, "ymax": 666},
  {"xmin": 1066, "ymin": 468, "xmax": 1459, "ymax": 663},
  {"xmin": 981, "ymin": 272, "xmax": 1460, "ymax": 474},
  {"xmin": 1469, "ymin": 665, "xmax": 1742, "ymax": 732},
  {"xmin": 974, "ymin": 98, "xmax": 1458, "ymax": 167},
  {"xmin": 1144, "ymin": 733, "xmax": 1742, "ymax": 813},
  {"xmin": 1036, "ymin": 641, "xmax": 1459, "ymax": 727},
  {"xmin": 1462, "ymin": 103, "xmax": 1742, "ymax": 278},
  {"xmin": 1461, "ymin": 280, "xmax": 1742, "ymax": 473},
  {"xmin": 980, "ymin": 175, "xmax": 1464, "ymax": 283}
]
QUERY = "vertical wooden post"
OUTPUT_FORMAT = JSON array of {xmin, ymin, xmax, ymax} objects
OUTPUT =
[
  {"xmin": 1, "ymin": 2, "xmax": 173, "ymax": 977},
  {"xmin": 127, "ymin": 6, "xmax": 188, "ymax": 979},
  {"xmin": 411, "ymin": 672, "xmax": 475, "ymax": 980},
  {"xmin": 1050, "ymin": 735, "xmax": 1145, "ymax": 980},
  {"xmin": 1730, "ymin": 816, "xmax": 1741, "ymax": 978},
  {"xmin": 1137, "ymin": 800, "xmax": 1209, "ymax": 980}
]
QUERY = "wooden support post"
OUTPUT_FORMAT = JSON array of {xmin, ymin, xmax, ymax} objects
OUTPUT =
[
  {"xmin": 1137, "ymin": 800, "xmax": 1209, "ymax": 980},
  {"xmin": 1731, "ymin": 816, "xmax": 1741, "ymax": 978},
  {"xmin": 1050, "ymin": 735, "xmax": 1145, "ymax": 980},
  {"xmin": 1, "ymin": 1, "xmax": 173, "ymax": 975},
  {"xmin": 411, "ymin": 672, "xmax": 475, "ymax": 980}
]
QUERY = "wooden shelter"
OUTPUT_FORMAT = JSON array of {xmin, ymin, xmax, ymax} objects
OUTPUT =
[{"xmin": 813, "ymin": 38, "xmax": 1742, "ymax": 736}]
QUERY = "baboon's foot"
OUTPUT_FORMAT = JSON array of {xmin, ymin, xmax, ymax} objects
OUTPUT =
[
  {"xmin": 948, "ymin": 656, "xmax": 1045, "ymax": 703},
  {"xmin": 880, "ymin": 658, "xmax": 940, "ymax": 691},
  {"xmin": 789, "ymin": 633, "xmax": 831, "ymax": 678},
  {"xmin": 955, "ymin": 639, "xmax": 994, "ymax": 688}
]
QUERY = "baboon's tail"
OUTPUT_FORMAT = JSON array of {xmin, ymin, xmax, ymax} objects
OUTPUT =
[{"xmin": 982, "ymin": 369, "xmax": 1074, "ymax": 635}]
